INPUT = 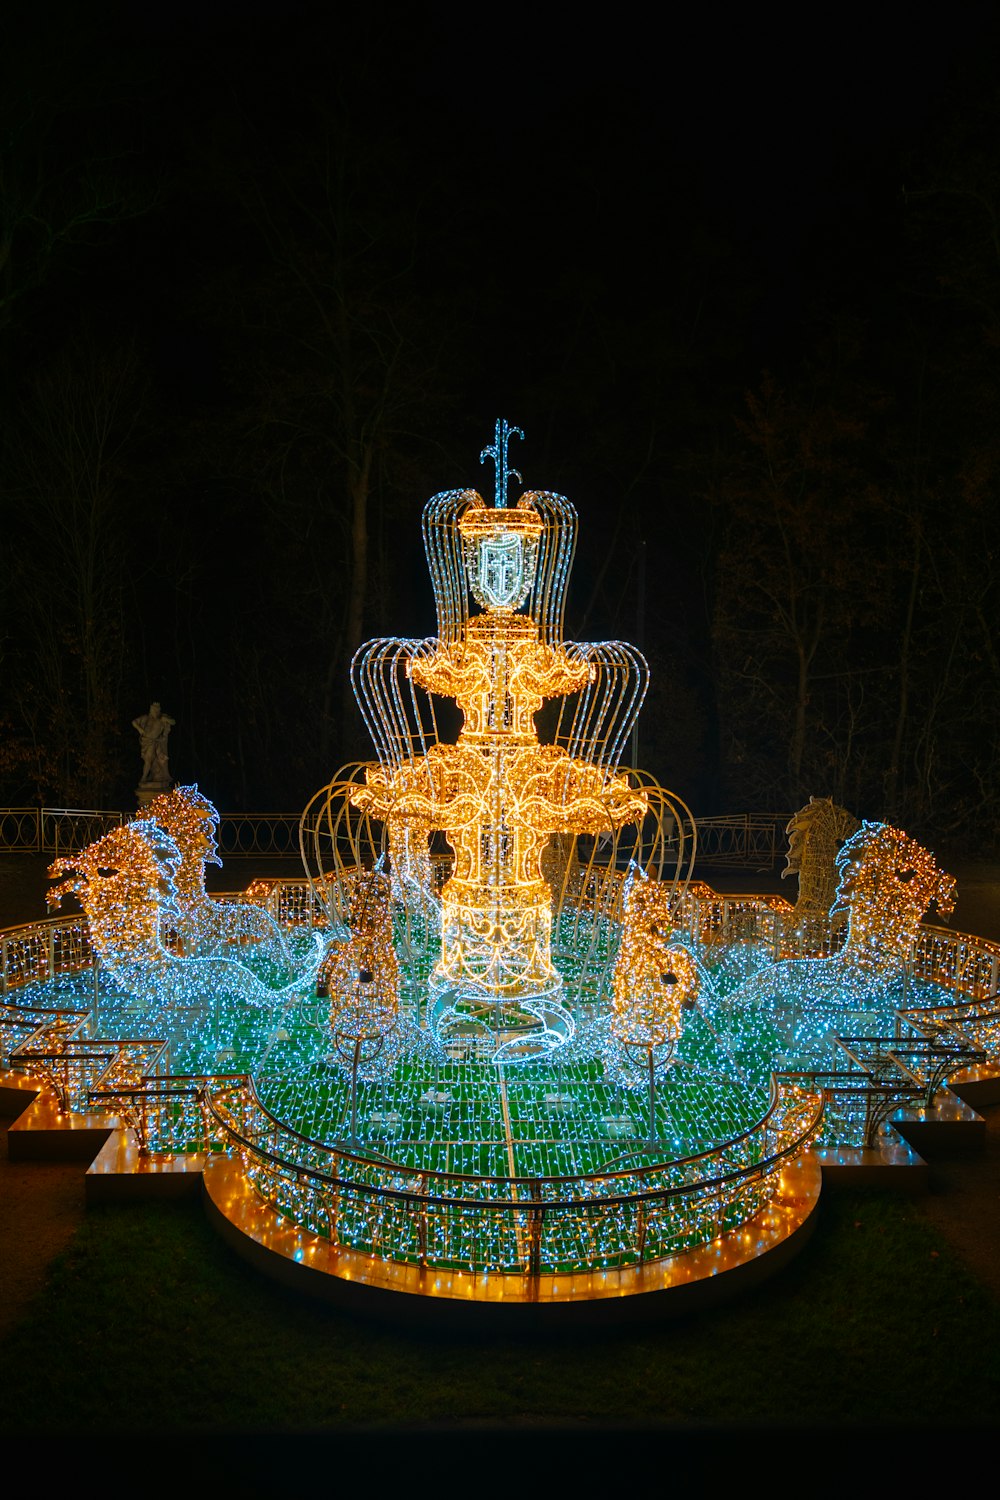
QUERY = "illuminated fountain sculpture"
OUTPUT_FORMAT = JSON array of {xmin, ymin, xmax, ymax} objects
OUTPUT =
[
  {"xmin": 307, "ymin": 420, "xmax": 688, "ymax": 1064},
  {"xmin": 10, "ymin": 424, "xmax": 994, "ymax": 1318}
]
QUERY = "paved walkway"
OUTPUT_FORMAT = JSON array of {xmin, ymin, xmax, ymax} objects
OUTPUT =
[{"xmin": 916, "ymin": 1104, "xmax": 1000, "ymax": 1300}]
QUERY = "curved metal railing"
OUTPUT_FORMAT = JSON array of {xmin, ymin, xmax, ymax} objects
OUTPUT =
[
  {"xmin": 0, "ymin": 807, "xmax": 124, "ymax": 855},
  {"xmin": 203, "ymin": 1070, "xmax": 823, "ymax": 1274}
]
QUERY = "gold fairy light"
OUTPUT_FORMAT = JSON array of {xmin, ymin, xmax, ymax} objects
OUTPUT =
[
  {"xmin": 139, "ymin": 785, "xmax": 221, "ymax": 927},
  {"xmin": 612, "ymin": 878, "xmax": 698, "ymax": 1050},
  {"xmin": 47, "ymin": 790, "xmax": 323, "ymax": 1025},
  {"xmin": 835, "ymin": 822, "xmax": 956, "ymax": 975},
  {"xmin": 48, "ymin": 821, "xmax": 180, "ymax": 967},
  {"xmin": 319, "ymin": 870, "xmax": 400, "ymax": 1036},
  {"xmin": 244, "ymin": 878, "xmax": 276, "ymax": 909}
]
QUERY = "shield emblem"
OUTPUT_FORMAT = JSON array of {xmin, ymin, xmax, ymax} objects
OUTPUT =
[{"xmin": 478, "ymin": 533, "xmax": 526, "ymax": 609}]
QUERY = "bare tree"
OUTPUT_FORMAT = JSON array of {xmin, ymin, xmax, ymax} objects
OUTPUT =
[{"xmin": 5, "ymin": 337, "xmax": 144, "ymax": 804}]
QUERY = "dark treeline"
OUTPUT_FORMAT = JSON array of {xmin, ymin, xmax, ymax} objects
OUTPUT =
[{"xmin": 2, "ymin": 6, "xmax": 1000, "ymax": 849}]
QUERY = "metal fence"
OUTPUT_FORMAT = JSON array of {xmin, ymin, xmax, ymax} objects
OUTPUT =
[
  {"xmin": 0, "ymin": 808, "xmax": 125, "ymax": 856},
  {"xmin": 2, "ymin": 807, "xmax": 792, "ymax": 866},
  {"xmin": 0, "ymin": 807, "xmax": 306, "ymax": 858},
  {"xmin": 203, "ymin": 1070, "xmax": 822, "ymax": 1275},
  {"xmin": 214, "ymin": 813, "xmax": 302, "ymax": 856},
  {"xmin": 692, "ymin": 813, "xmax": 791, "ymax": 869}
]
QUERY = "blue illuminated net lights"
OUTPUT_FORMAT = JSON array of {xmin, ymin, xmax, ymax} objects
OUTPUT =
[{"xmin": 15, "ymin": 864, "xmax": 958, "ymax": 1170}]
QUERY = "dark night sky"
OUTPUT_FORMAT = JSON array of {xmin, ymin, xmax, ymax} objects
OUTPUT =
[
  {"xmin": 22, "ymin": 1, "xmax": 1000, "ymax": 381},
  {"xmin": 5, "ymin": 1, "xmax": 993, "ymax": 443},
  {"xmin": 6, "ymin": 1, "xmax": 1000, "ymax": 819}
]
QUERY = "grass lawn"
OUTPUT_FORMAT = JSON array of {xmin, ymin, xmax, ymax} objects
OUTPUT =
[{"xmin": 1, "ymin": 1186, "xmax": 997, "ymax": 1459}]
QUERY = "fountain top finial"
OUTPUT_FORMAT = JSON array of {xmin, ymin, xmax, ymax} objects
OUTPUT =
[{"xmin": 479, "ymin": 418, "xmax": 524, "ymax": 509}]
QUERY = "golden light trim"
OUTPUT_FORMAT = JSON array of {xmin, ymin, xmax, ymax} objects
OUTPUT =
[
  {"xmin": 612, "ymin": 878, "xmax": 699, "ymax": 1050},
  {"xmin": 319, "ymin": 870, "xmax": 400, "ymax": 1038}
]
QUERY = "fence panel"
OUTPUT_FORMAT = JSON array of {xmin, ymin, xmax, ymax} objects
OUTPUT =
[
  {"xmin": 0, "ymin": 809, "xmax": 41, "ymax": 853},
  {"xmin": 693, "ymin": 813, "xmax": 790, "ymax": 869},
  {"xmin": 4, "ymin": 808, "xmax": 796, "ymax": 870},
  {"xmin": 43, "ymin": 809, "xmax": 125, "ymax": 856},
  {"xmin": 215, "ymin": 814, "xmax": 302, "ymax": 856}
]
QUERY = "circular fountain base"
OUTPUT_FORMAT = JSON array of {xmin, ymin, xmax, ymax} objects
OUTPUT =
[{"xmin": 202, "ymin": 1148, "xmax": 822, "ymax": 1326}]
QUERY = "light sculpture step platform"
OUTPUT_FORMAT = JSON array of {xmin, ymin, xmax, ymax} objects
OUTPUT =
[{"xmin": 200, "ymin": 1148, "xmax": 823, "ymax": 1326}]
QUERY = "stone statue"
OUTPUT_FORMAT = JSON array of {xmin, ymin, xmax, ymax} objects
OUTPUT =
[{"xmin": 133, "ymin": 702, "xmax": 175, "ymax": 796}]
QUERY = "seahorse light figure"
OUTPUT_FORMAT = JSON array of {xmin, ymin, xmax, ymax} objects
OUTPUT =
[
  {"xmin": 782, "ymin": 795, "xmax": 860, "ymax": 920},
  {"xmin": 48, "ymin": 820, "xmax": 184, "ymax": 981},
  {"xmin": 733, "ymin": 821, "xmax": 956, "ymax": 1016},
  {"xmin": 47, "ymin": 814, "xmax": 324, "ymax": 1052},
  {"xmin": 832, "ymin": 821, "xmax": 955, "ymax": 979},
  {"xmin": 141, "ymin": 784, "xmax": 294, "ymax": 972}
]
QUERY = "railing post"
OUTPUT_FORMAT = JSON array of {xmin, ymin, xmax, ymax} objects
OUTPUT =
[
  {"xmin": 328, "ymin": 1154, "xmax": 341, "ymax": 1248},
  {"xmin": 417, "ymin": 1174, "xmax": 428, "ymax": 1266},
  {"xmin": 636, "ymin": 1202, "xmax": 647, "ymax": 1263},
  {"xmin": 1, "ymin": 935, "xmax": 7, "ymax": 997},
  {"xmin": 528, "ymin": 1194, "xmax": 543, "ymax": 1278}
]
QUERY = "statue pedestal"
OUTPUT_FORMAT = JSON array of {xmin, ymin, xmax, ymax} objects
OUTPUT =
[{"xmin": 136, "ymin": 781, "xmax": 172, "ymax": 810}]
